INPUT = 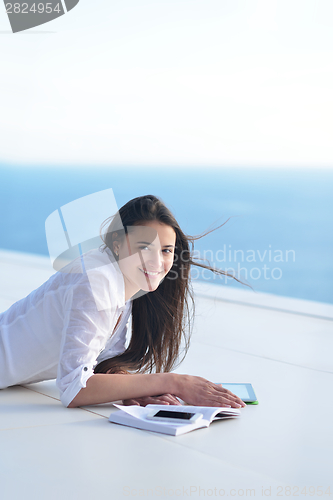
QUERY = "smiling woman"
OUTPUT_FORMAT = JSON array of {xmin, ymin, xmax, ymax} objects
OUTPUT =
[
  {"xmin": 0, "ymin": 194, "xmax": 247, "ymax": 410},
  {"xmin": 111, "ymin": 221, "xmax": 176, "ymax": 298}
]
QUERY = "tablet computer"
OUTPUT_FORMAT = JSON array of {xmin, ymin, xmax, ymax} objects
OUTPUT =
[{"xmin": 219, "ymin": 383, "xmax": 258, "ymax": 404}]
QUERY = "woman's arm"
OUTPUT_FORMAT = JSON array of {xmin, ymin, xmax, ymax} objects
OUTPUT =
[
  {"xmin": 67, "ymin": 372, "xmax": 245, "ymax": 408},
  {"xmin": 68, "ymin": 373, "xmax": 172, "ymax": 407}
]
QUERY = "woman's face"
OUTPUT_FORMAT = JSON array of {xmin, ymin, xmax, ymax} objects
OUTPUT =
[{"xmin": 113, "ymin": 220, "xmax": 176, "ymax": 301}]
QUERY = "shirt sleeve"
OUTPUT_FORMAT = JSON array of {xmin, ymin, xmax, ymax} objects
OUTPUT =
[{"xmin": 56, "ymin": 272, "xmax": 113, "ymax": 407}]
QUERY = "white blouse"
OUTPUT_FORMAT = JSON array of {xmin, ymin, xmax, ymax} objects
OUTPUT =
[{"xmin": 0, "ymin": 247, "xmax": 132, "ymax": 407}]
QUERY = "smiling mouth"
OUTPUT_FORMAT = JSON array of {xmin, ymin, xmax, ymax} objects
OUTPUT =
[{"xmin": 139, "ymin": 268, "xmax": 163, "ymax": 277}]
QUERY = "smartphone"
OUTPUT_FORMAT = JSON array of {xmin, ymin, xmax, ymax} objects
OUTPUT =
[{"xmin": 146, "ymin": 410, "xmax": 203, "ymax": 424}]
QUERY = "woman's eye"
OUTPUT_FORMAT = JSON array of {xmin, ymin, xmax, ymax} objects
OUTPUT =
[{"xmin": 138, "ymin": 246, "xmax": 173, "ymax": 254}]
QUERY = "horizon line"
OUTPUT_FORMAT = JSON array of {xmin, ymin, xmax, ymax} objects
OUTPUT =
[{"xmin": 1, "ymin": 162, "xmax": 333, "ymax": 170}]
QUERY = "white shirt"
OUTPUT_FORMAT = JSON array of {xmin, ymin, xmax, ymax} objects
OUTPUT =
[{"xmin": 0, "ymin": 247, "xmax": 132, "ymax": 407}]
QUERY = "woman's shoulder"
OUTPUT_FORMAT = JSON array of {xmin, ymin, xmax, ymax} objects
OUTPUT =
[
  {"xmin": 82, "ymin": 248, "xmax": 125, "ymax": 311},
  {"xmin": 39, "ymin": 247, "xmax": 124, "ymax": 313},
  {"xmin": 55, "ymin": 248, "xmax": 117, "ymax": 281}
]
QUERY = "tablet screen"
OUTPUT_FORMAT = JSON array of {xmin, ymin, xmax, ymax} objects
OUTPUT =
[{"xmin": 223, "ymin": 384, "xmax": 250, "ymax": 400}]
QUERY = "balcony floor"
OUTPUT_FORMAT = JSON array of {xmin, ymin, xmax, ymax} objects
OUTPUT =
[{"xmin": 1, "ymin": 249, "xmax": 332, "ymax": 500}]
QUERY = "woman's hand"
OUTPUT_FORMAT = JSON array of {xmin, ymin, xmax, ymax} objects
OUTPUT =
[
  {"xmin": 122, "ymin": 393, "xmax": 182, "ymax": 407},
  {"xmin": 175, "ymin": 374, "xmax": 246, "ymax": 408},
  {"xmin": 68, "ymin": 372, "xmax": 246, "ymax": 409}
]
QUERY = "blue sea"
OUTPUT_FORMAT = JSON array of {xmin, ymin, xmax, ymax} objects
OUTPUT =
[{"xmin": 0, "ymin": 165, "xmax": 332, "ymax": 305}]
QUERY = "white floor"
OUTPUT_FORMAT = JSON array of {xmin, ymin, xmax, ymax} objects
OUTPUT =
[{"xmin": 0, "ymin": 249, "xmax": 332, "ymax": 500}]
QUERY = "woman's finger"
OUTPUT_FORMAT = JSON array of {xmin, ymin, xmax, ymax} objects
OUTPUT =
[
  {"xmin": 144, "ymin": 397, "xmax": 170, "ymax": 405},
  {"xmin": 157, "ymin": 394, "xmax": 182, "ymax": 405},
  {"xmin": 122, "ymin": 398, "xmax": 140, "ymax": 406},
  {"xmin": 123, "ymin": 396, "xmax": 172, "ymax": 407},
  {"xmin": 209, "ymin": 393, "xmax": 244, "ymax": 408},
  {"xmin": 194, "ymin": 385, "xmax": 245, "ymax": 408},
  {"xmin": 177, "ymin": 375, "xmax": 247, "ymax": 408},
  {"xmin": 215, "ymin": 398, "xmax": 243, "ymax": 408},
  {"xmin": 214, "ymin": 385, "xmax": 246, "ymax": 406}
]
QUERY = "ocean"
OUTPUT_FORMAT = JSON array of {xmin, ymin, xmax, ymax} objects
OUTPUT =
[{"xmin": 0, "ymin": 165, "xmax": 332, "ymax": 305}]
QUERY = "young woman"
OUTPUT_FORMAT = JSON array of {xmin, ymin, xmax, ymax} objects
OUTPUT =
[{"xmin": 0, "ymin": 195, "xmax": 246, "ymax": 409}]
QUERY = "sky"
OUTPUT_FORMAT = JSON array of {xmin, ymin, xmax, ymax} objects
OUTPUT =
[{"xmin": 1, "ymin": 0, "xmax": 333, "ymax": 168}]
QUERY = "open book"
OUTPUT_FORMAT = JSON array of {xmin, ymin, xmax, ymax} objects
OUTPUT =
[{"xmin": 109, "ymin": 404, "xmax": 241, "ymax": 436}]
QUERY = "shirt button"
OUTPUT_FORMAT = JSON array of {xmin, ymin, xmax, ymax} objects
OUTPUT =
[{"xmin": 83, "ymin": 367, "xmax": 88, "ymax": 371}]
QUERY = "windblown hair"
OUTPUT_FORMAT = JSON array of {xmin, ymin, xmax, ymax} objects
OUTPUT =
[{"xmin": 94, "ymin": 195, "xmax": 248, "ymax": 376}]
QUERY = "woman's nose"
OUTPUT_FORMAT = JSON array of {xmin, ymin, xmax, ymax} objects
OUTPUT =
[{"xmin": 146, "ymin": 250, "xmax": 163, "ymax": 270}]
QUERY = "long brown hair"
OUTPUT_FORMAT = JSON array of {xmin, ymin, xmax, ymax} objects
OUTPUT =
[{"xmin": 94, "ymin": 195, "xmax": 248, "ymax": 375}]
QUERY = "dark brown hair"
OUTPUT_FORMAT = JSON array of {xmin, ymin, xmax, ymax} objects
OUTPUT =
[{"xmin": 94, "ymin": 195, "xmax": 248, "ymax": 375}]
